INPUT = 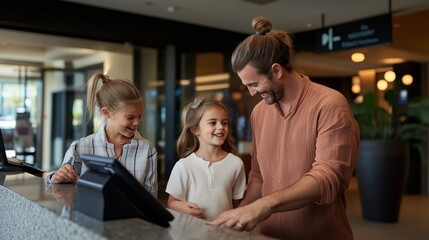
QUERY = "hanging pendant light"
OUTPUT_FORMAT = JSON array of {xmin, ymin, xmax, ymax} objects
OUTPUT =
[
  {"xmin": 377, "ymin": 79, "xmax": 388, "ymax": 91},
  {"xmin": 351, "ymin": 52, "xmax": 365, "ymax": 62},
  {"xmin": 384, "ymin": 70, "xmax": 396, "ymax": 82},
  {"xmin": 402, "ymin": 74, "xmax": 413, "ymax": 85}
]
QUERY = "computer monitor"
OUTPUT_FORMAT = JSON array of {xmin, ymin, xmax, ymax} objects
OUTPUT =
[
  {"xmin": 0, "ymin": 128, "xmax": 22, "ymax": 172},
  {"xmin": 0, "ymin": 128, "xmax": 44, "ymax": 177},
  {"xmin": 76, "ymin": 154, "xmax": 174, "ymax": 228}
]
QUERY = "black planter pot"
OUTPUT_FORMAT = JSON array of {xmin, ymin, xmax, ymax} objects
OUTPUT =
[
  {"xmin": 356, "ymin": 140, "xmax": 410, "ymax": 223},
  {"xmin": 404, "ymin": 146, "xmax": 421, "ymax": 194}
]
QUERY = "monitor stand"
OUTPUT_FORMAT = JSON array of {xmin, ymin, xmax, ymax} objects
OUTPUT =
[
  {"xmin": 0, "ymin": 162, "xmax": 24, "ymax": 173},
  {"xmin": 76, "ymin": 171, "xmax": 158, "ymax": 224}
]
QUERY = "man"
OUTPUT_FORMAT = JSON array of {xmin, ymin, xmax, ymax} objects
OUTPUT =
[{"xmin": 211, "ymin": 16, "xmax": 359, "ymax": 240}]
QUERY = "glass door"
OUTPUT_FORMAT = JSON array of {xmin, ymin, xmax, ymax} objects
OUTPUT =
[
  {"xmin": 44, "ymin": 68, "xmax": 100, "ymax": 169},
  {"xmin": 0, "ymin": 64, "xmax": 43, "ymax": 166}
]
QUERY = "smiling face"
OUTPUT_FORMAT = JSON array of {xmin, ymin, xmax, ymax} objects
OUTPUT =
[
  {"xmin": 193, "ymin": 106, "xmax": 228, "ymax": 148},
  {"xmin": 238, "ymin": 64, "xmax": 284, "ymax": 105},
  {"xmin": 103, "ymin": 99, "xmax": 144, "ymax": 140}
]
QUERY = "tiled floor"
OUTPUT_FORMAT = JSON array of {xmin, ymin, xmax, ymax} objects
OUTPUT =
[
  {"xmin": 346, "ymin": 177, "xmax": 429, "ymax": 240},
  {"xmin": 159, "ymin": 177, "xmax": 429, "ymax": 239}
]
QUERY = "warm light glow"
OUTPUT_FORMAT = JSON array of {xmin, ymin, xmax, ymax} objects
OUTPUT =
[
  {"xmin": 232, "ymin": 92, "xmax": 242, "ymax": 101},
  {"xmin": 352, "ymin": 76, "xmax": 360, "ymax": 85},
  {"xmin": 351, "ymin": 75, "xmax": 361, "ymax": 94},
  {"xmin": 180, "ymin": 79, "xmax": 190, "ymax": 85},
  {"xmin": 354, "ymin": 95, "xmax": 363, "ymax": 103},
  {"xmin": 351, "ymin": 52, "xmax": 365, "ymax": 62},
  {"xmin": 351, "ymin": 85, "xmax": 361, "ymax": 94},
  {"xmin": 195, "ymin": 73, "xmax": 230, "ymax": 83},
  {"xmin": 377, "ymin": 79, "xmax": 388, "ymax": 91},
  {"xmin": 382, "ymin": 58, "xmax": 405, "ymax": 64},
  {"xmin": 195, "ymin": 83, "xmax": 230, "ymax": 91},
  {"xmin": 148, "ymin": 81, "xmax": 165, "ymax": 87},
  {"xmin": 384, "ymin": 71, "xmax": 396, "ymax": 82},
  {"xmin": 402, "ymin": 74, "xmax": 413, "ymax": 85}
]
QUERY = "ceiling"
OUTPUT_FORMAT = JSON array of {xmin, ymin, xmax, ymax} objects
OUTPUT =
[{"xmin": 1, "ymin": 0, "xmax": 429, "ymax": 77}]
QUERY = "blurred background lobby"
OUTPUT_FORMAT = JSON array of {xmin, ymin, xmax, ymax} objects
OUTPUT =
[{"xmin": 1, "ymin": 1, "xmax": 429, "ymax": 239}]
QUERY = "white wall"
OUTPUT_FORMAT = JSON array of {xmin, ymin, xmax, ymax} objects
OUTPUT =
[
  {"xmin": 103, "ymin": 52, "xmax": 133, "ymax": 80},
  {"xmin": 42, "ymin": 61, "xmax": 67, "ymax": 169}
]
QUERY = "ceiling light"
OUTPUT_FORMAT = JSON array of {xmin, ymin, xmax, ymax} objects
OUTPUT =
[
  {"xmin": 180, "ymin": 79, "xmax": 190, "ymax": 86},
  {"xmin": 377, "ymin": 79, "xmax": 388, "ymax": 91},
  {"xmin": 382, "ymin": 58, "xmax": 405, "ymax": 64},
  {"xmin": 384, "ymin": 70, "xmax": 396, "ymax": 82},
  {"xmin": 354, "ymin": 95, "xmax": 363, "ymax": 103},
  {"xmin": 167, "ymin": 6, "xmax": 176, "ymax": 13},
  {"xmin": 402, "ymin": 74, "xmax": 413, "ymax": 85},
  {"xmin": 352, "ymin": 75, "xmax": 360, "ymax": 85},
  {"xmin": 351, "ymin": 75, "xmax": 361, "ymax": 94},
  {"xmin": 351, "ymin": 85, "xmax": 361, "ymax": 94},
  {"xmin": 351, "ymin": 53, "xmax": 365, "ymax": 63},
  {"xmin": 195, "ymin": 73, "xmax": 230, "ymax": 83},
  {"xmin": 195, "ymin": 83, "xmax": 230, "ymax": 91}
]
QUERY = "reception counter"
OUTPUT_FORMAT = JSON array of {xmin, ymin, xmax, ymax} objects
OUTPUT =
[{"xmin": 0, "ymin": 172, "xmax": 273, "ymax": 239}]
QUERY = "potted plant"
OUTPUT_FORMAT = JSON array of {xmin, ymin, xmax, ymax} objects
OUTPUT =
[{"xmin": 350, "ymin": 90, "xmax": 429, "ymax": 222}]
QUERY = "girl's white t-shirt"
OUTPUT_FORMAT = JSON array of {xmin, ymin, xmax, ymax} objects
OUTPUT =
[{"xmin": 166, "ymin": 152, "xmax": 246, "ymax": 221}]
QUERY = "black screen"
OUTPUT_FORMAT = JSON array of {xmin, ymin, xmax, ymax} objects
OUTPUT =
[
  {"xmin": 78, "ymin": 154, "xmax": 174, "ymax": 227},
  {"xmin": 0, "ymin": 128, "xmax": 23, "ymax": 172},
  {"xmin": 0, "ymin": 129, "xmax": 44, "ymax": 176}
]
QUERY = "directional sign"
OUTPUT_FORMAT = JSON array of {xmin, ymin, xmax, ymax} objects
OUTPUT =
[{"xmin": 316, "ymin": 13, "xmax": 392, "ymax": 53}]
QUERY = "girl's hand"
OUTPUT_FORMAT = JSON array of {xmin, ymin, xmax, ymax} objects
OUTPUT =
[
  {"xmin": 167, "ymin": 195, "xmax": 205, "ymax": 219},
  {"xmin": 50, "ymin": 164, "xmax": 78, "ymax": 183},
  {"xmin": 184, "ymin": 202, "xmax": 205, "ymax": 219},
  {"xmin": 50, "ymin": 183, "xmax": 77, "ymax": 206}
]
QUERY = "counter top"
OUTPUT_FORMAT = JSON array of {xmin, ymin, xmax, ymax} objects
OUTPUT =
[{"xmin": 0, "ymin": 172, "xmax": 273, "ymax": 240}]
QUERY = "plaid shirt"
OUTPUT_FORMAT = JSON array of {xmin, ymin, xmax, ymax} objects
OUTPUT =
[{"xmin": 46, "ymin": 125, "xmax": 158, "ymax": 197}]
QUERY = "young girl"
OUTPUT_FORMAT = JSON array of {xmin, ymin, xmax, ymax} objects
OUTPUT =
[
  {"xmin": 46, "ymin": 73, "xmax": 158, "ymax": 198},
  {"xmin": 166, "ymin": 97, "xmax": 246, "ymax": 221}
]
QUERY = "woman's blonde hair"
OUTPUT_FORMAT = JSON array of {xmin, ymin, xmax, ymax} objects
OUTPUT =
[
  {"xmin": 86, "ymin": 73, "xmax": 143, "ymax": 119},
  {"xmin": 176, "ymin": 97, "xmax": 237, "ymax": 158},
  {"xmin": 231, "ymin": 16, "xmax": 294, "ymax": 75}
]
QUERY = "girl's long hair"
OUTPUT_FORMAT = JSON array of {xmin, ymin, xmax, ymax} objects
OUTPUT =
[
  {"xmin": 86, "ymin": 73, "xmax": 143, "ymax": 119},
  {"xmin": 176, "ymin": 97, "xmax": 237, "ymax": 158}
]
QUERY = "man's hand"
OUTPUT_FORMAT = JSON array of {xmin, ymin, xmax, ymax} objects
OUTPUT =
[{"xmin": 210, "ymin": 198, "xmax": 271, "ymax": 231}]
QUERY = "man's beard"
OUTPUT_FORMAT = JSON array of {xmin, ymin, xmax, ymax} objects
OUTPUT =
[{"xmin": 264, "ymin": 85, "xmax": 283, "ymax": 105}]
